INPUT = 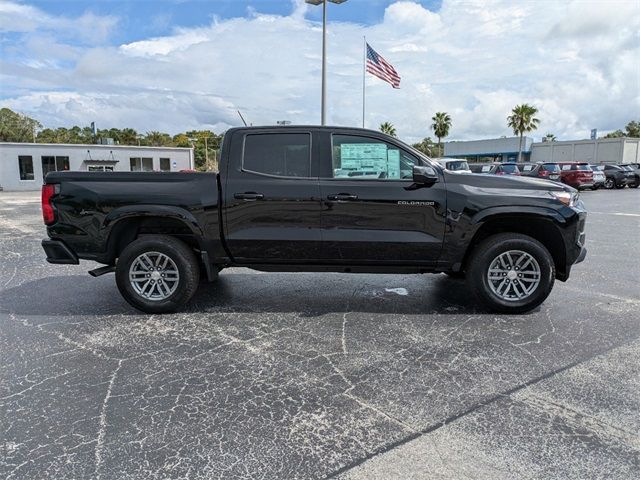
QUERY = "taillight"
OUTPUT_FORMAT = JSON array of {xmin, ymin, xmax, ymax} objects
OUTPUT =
[{"xmin": 42, "ymin": 184, "xmax": 56, "ymax": 225}]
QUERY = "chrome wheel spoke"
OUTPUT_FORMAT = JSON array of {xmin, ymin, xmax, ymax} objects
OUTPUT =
[
  {"xmin": 129, "ymin": 251, "xmax": 180, "ymax": 301},
  {"xmin": 487, "ymin": 250, "xmax": 541, "ymax": 302}
]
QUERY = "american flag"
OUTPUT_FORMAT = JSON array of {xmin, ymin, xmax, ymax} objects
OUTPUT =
[{"xmin": 366, "ymin": 43, "xmax": 400, "ymax": 89}]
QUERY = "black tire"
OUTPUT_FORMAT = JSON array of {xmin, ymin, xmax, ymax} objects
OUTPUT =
[
  {"xmin": 615, "ymin": 183, "xmax": 626, "ymax": 189},
  {"xmin": 630, "ymin": 182, "xmax": 639, "ymax": 189},
  {"xmin": 590, "ymin": 185, "xmax": 598, "ymax": 191},
  {"xmin": 116, "ymin": 235, "xmax": 200, "ymax": 313},
  {"xmin": 466, "ymin": 233, "xmax": 555, "ymax": 314},
  {"xmin": 604, "ymin": 178, "xmax": 615, "ymax": 189}
]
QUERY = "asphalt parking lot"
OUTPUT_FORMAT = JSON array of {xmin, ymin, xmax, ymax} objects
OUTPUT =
[{"xmin": 1, "ymin": 188, "xmax": 639, "ymax": 479}]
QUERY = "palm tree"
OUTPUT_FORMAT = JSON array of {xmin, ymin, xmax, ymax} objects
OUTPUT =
[
  {"xmin": 379, "ymin": 122, "xmax": 396, "ymax": 137},
  {"xmin": 507, "ymin": 104, "xmax": 540, "ymax": 162},
  {"xmin": 431, "ymin": 112, "xmax": 452, "ymax": 156},
  {"xmin": 543, "ymin": 133, "xmax": 556, "ymax": 142}
]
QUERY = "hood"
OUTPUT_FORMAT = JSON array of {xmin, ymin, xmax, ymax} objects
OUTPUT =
[{"xmin": 446, "ymin": 171, "xmax": 574, "ymax": 193}]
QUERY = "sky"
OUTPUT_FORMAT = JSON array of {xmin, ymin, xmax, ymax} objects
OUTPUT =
[{"xmin": 0, "ymin": 0, "xmax": 638, "ymax": 144}]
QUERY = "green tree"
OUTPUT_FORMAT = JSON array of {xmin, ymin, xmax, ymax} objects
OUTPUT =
[
  {"xmin": 144, "ymin": 131, "xmax": 172, "ymax": 147},
  {"xmin": 119, "ymin": 128, "xmax": 139, "ymax": 145},
  {"xmin": 507, "ymin": 104, "xmax": 540, "ymax": 162},
  {"xmin": 0, "ymin": 108, "xmax": 42, "ymax": 142},
  {"xmin": 379, "ymin": 122, "xmax": 396, "ymax": 137},
  {"xmin": 431, "ymin": 112, "xmax": 452, "ymax": 153},
  {"xmin": 625, "ymin": 120, "xmax": 640, "ymax": 138},
  {"xmin": 543, "ymin": 133, "xmax": 556, "ymax": 142},
  {"xmin": 604, "ymin": 130, "xmax": 625, "ymax": 138},
  {"xmin": 412, "ymin": 137, "xmax": 437, "ymax": 157},
  {"xmin": 185, "ymin": 130, "xmax": 223, "ymax": 171}
]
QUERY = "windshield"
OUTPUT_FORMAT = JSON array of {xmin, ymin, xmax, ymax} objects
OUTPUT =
[
  {"xmin": 446, "ymin": 161, "xmax": 470, "ymax": 171},
  {"xmin": 501, "ymin": 164, "xmax": 519, "ymax": 173},
  {"xmin": 574, "ymin": 164, "xmax": 590, "ymax": 171}
]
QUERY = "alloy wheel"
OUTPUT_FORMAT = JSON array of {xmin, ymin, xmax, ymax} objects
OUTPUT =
[
  {"xmin": 487, "ymin": 250, "xmax": 541, "ymax": 301},
  {"xmin": 128, "ymin": 251, "xmax": 180, "ymax": 301}
]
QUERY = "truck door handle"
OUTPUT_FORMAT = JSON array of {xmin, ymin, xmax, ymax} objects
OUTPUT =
[
  {"xmin": 327, "ymin": 193, "xmax": 358, "ymax": 201},
  {"xmin": 234, "ymin": 192, "xmax": 264, "ymax": 201}
]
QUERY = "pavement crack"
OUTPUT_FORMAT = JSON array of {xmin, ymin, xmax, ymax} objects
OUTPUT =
[
  {"xmin": 341, "ymin": 312, "xmax": 349, "ymax": 355},
  {"xmin": 344, "ymin": 393, "xmax": 418, "ymax": 434},
  {"xmin": 94, "ymin": 359, "xmax": 123, "ymax": 480}
]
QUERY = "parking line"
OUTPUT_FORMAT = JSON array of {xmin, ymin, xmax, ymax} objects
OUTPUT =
[{"xmin": 588, "ymin": 212, "xmax": 640, "ymax": 217}]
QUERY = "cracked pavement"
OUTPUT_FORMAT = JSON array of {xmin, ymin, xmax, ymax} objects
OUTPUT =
[{"xmin": 0, "ymin": 189, "xmax": 639, "ymax": 479}]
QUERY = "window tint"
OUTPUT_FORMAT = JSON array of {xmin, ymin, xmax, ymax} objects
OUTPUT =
[
  {"xmin": 331, "ymin": 135, "xmax": 417, "ymax": 180},
  {"xmin": 18, "ymin": 156, "xmax": 34, "ymax": 180},
  {"xmin": 542, "ymin": 163, "xmax": 560, "ymax": 172},
  {"xmin": 572, "ymin": 164, "xmax": 590, "ymax": 171},
  {"xmin": 501, "ymin": 164, "xmax": 519, "ymax": 173},
  {"xmin": 160, "ymin": 158, "xmax": 171, "ymax": 171},
  {"xmin": 243, "ymin": 133, "xmax": 310, "ymax": 177}
]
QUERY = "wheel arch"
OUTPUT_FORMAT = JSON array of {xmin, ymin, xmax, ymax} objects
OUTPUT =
[
  {"xmin": 102, "ymin": 206, "xmax": 206, "ymax": 264},
  {"xmin": 462, "ymin": 211, "xmax": 568, "ymax": 280}
]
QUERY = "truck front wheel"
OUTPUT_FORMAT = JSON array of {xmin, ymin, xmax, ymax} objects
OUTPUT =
[
  {"xmin": 466, "ymin": 233, "xmax": 555, "ymax": 314},
  {"xmin": 115, "ymin": 235, "xmax": 200, "ymax": 313}
]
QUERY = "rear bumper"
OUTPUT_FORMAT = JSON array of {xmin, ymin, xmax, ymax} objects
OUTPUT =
[{"xmin": 42, "ymin": 239, "xmax": 79, "ymax": 265}]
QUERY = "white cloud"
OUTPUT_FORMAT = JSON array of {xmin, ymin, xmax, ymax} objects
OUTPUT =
[
  {"xmin": 1, "ymin": 0, "xmax": 639, "ymax": 143},
  {"xmin": 0, "ymin": 0, "xmax": 118, "ymax": 44}
]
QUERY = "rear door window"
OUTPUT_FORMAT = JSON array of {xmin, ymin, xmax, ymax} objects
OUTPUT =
[
  {"xmin": 501, "ymin": 164, "xmax": 519, "ymax": 174},
  {"xmin": 542, "ymin": 164, "xmax": 560, "ymax": 172},
  {"xmin": 243, "ymin": 133, "xmax": 311, "ymax": 177}
]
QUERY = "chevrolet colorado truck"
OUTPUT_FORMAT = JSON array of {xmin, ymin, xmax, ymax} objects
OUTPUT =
[{"xmin": 41, "ymin": 126, "xmax": 587, "ymax": 314}]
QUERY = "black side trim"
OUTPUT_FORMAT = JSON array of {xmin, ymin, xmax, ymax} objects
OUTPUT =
[{"xmin": 42, "ymin": 239, "xmax": 79, "ymax": 265}]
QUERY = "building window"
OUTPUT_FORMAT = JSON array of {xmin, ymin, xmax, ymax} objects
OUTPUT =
[
  {"xmin": 18, "ymin": 156, "xmax": 34, "ymax": 180},
  {"xmin": 42, "ymin": 156, "xmax": 70, "ymax": 177},
  {"xmin": 130, "ymin": 157, "xmax": 153, "ymax": 172},
  {"xmin": 243, "ymin": 133, "xmax": 311, "ymax": 177},
  {"xmin": 159, "ymin": 158, "xmax": 171, "ymax": 171},
  {"xmin": 87, "ymin": 164, "xmax": 115, "ymax": 172},
  {"xmin": 56, "ymin": 156, "xmax": 70, "ymax": 171}
]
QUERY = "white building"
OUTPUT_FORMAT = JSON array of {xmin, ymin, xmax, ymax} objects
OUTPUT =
[
  {"xmin": 530, "ymin": 137, "xmax": 640, "ymax": 164},
  {"xmin": 444, "ymin": 136, "xmax": 534, "ymax": 163},
  {"xmin": 0, "ymin": 143, "xmax": 194, "ymax": 191}
]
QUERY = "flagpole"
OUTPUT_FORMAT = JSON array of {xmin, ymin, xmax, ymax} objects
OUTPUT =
[{"xmin": 362, "ymin": 36, "xmax": 366, "ymax": 128}]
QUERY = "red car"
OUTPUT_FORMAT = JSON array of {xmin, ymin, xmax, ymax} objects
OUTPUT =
[{"xmin": 558, "ymin": 162, "xmax": 594, "ymax": 190}]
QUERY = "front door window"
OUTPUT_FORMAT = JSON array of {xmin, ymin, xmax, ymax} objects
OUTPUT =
[{"xmin": 331, "ymin": 135, "xmax": 417, "ymax": 180}]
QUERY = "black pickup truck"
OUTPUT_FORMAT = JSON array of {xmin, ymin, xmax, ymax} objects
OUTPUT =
[{"xmin": 41, "ymin": 126, "xmax": 587, "ymax": 314}]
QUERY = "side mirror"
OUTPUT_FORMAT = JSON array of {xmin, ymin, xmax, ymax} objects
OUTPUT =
[{"xmin": 413, "ymin": 165, "xmax": 438, "ymax": 185}]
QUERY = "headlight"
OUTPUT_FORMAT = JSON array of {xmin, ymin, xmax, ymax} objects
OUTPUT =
[{"xmin": 549, "ymin": 191, "xmax": 578, "ymax": 207}]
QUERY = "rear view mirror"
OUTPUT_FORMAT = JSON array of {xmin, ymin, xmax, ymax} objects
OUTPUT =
[{"xmin": 413, "ymin": 165, "xmax": 438, "ymax": 185}]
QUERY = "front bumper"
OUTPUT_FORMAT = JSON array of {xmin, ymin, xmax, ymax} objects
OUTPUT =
[{"xmin": 42, "ymin": 239, "xmax": 79, "ymax": 265}]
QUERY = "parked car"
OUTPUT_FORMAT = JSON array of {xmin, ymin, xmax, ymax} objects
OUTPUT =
[
  {"xmin": 469, "ymin": 162, "xmax": 521, "ymax": 175},
  {"xmin": 618, "ymin": 165, "xmax": 639, "ymax": 188},
  {"xmin": 432, "ymin": 158, "xmax": 471, "ymax": 172},
  {"xmin": 517, "ymin": 162, "xmax": 561, "ymax": 182},
  {"xmin": 601, "ymin": 164, "xmax": 634, "ymax": 189},
  {"xmin": 558, "ymin": 163, "xmax": 594, "ymax": 190},
  {"xmin": 41, "ymin": 126, "xmax": 587, "ymax": 314},
  {"xmin": 589, "ymin": 165, "xmax": 606, "ymax": 190}
]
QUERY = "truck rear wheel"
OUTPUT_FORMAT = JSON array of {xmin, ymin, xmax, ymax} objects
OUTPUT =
[
  {"xmin": 115, "ymin": 235, "xmax": 200, "ymax": 313},
  {"xmin": 466, "ymin": 233, "xmax": 555, "ymax": 314}
]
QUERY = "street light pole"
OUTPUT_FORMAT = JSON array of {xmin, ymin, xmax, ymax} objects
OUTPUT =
[
  {"xmin": 306, "ymin": 0, "xmax": 347, "ymax": 126},
  {"xmin": 321, "ymin": 0, "xmax": 327, "ymax": 126}
]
